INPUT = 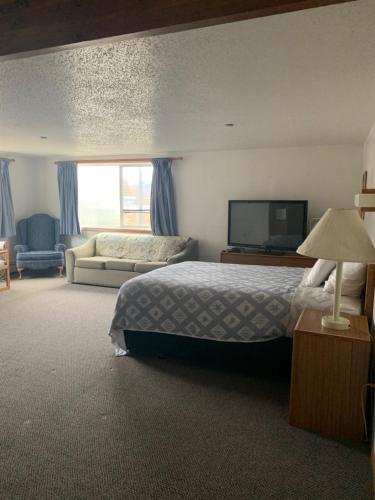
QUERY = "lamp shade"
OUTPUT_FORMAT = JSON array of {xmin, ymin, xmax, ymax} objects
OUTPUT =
[{"xmin": 297, "ymin": 208, "xmax": 375, "ymax": 262}]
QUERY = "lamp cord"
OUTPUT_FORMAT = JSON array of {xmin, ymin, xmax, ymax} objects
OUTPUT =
[{"xmin": 361, "ymin": 383, "xmax": 375, "ymax": 442}]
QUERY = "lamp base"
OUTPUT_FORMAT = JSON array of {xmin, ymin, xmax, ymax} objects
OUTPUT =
[{"xmin": 321, "ymin": 315, "xmax": 350, "ymax": 330}]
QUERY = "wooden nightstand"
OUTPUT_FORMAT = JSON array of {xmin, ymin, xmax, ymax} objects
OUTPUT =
[{"xmin": 289, "ymin": 309, "xmax": 371, "ymax": 441}]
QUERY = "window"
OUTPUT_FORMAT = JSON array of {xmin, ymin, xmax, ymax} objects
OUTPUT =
[
  {"xmin": 121, "ymin": 165, "xmax": 153, "ymax": 229},
  {"xmin": 78, "ymin": 163, "xmax": 153, "ymax": 231}
]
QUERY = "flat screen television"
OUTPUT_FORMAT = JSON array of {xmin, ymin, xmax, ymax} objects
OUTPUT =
[{"xmin": 228, "ymin": 200, "xmax": 308, "ymax": 252}]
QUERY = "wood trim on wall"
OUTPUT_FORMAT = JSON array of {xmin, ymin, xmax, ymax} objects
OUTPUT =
[
  {"xmin": 81, "ymin": 227, "xmax": 152, "ymax": 234},
  {"xmin": 0, "ymin": 0, "xmax": 355, "ymax": 59},
  {"xmin": 57, "ymin": 157, "xmax": 183, "ymax": 165},
  {"xmin": 364, "ymin": 264, "xmax": 375, "ymax": 327}
]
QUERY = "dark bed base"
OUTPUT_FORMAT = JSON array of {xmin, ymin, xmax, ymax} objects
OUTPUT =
[{"xmin": 124, "ymin": 331, "xmax": 293, "ymax": 379}]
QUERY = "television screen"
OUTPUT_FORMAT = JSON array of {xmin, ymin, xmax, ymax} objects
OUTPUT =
[{"xmin": 228, "ymin": 200, "xmax": 308, "ymax": 251}]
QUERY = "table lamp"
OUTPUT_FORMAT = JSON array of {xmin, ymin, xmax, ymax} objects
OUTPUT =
[{"xmin": 297, "ymin": 208, "xmax": 375, "ymax": 330}]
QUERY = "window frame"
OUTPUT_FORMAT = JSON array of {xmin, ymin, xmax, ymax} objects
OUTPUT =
[
  {"xmin": 119, "ymin": 162, "xmax": 153, "ymax": 232},
  {"xmin": 78, "ymin": 161, "xmax": 153, "ymax": 234}
]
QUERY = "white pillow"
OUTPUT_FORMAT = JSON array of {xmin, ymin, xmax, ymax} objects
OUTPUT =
[
  {"xmin": 301, "ymin": 259, "xmax": 336, "ymax": 287},
  {"xmin": 323, "ymin": 262, "xmax": 367, "ymax": 297}
]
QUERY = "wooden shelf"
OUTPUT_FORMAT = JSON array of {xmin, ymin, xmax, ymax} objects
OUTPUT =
[
  {"xmin": 359, "ymin": 171, "xmax": 375, "ymax": 215},
  {"xmin": 0, "ymin": 242, "xmax": 10, "ymax": 291}
]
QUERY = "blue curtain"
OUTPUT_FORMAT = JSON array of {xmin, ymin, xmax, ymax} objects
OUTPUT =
[
  {"xmin": 150, "ymin": 158, "xmax": 178, "ymax": 236},
  {"xmin": 0, "ymin": 159, "xmax": 16, "ymax": 238},
  {"xmin": 57, "ymin": 161, "xmax": 80, "ymax": 235}
]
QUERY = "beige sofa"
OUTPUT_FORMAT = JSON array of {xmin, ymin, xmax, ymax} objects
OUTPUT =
[{"xmin": 66, "ymin": 233, "xmax": 198, "ymax": 287}]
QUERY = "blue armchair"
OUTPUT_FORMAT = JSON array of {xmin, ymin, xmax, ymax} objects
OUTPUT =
[{"xmin": 14, "ymin": 214, "xmax": 66, "ymax": 279}]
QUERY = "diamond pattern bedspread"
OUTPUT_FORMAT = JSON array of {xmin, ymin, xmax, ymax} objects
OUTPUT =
[{"xmin": 109, "ymin": 261, "xmax": 305, "ymax": 354}]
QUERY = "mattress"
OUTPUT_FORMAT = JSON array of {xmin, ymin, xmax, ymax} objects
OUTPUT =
[
  {"xmin": 109, "ymin": 261, "xmax": 305, "ymax": 355},
  {"xmin": 109, "ymin": 261, "xmax": 362, "ymax": 356}
]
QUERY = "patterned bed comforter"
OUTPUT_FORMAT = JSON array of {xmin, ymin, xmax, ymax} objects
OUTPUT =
[{"xmin": 109, "ymin": 261, "xmax": 305, "ymax": 355}]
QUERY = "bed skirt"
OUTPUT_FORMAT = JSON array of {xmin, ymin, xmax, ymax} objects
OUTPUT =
[{"xmin": 122, "ymin": 330, "xmax": 293, "ymax": 377}]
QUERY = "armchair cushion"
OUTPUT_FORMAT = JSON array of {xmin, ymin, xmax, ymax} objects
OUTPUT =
[
  {"xmin": 18, "ymin": 214, "xmax": 60, "ymax": 251},
  {"xmin": 17, "ymin": 251, "xmax": 64, "ymax": 262},
  {"xmin": 54, "ymin": 243, "xmax": 66, "ymax": 252},
  {"xmin": 14, "ymin": 244, "xmax": 29, "ymax": 253},
  {"xmin": 15, "ymin": 214, "xmax": 65, "ymax": 274}
]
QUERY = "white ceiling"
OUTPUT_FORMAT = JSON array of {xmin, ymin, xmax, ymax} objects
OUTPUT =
[{"xmin": 1, "ymin": 0, "xmax": 375, "ymax": 157}]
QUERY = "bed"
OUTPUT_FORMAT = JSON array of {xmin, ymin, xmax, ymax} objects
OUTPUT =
[{"xmin": 109, "ymin": 261, "xmax": 373, "ymax": 356}]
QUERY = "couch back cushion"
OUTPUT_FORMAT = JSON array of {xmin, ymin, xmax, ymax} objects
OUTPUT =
[{"xmin": 95, "ymin": 233, "xmax": 190, "ymax": 262}]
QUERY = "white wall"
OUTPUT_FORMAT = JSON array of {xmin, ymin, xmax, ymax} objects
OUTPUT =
[
  {"xmin": 362, "ymin": 120, "xmax": 375, "ymax": 454},
  {"xmin": 7, "ymin": 154, "xmax": 41, "ymax": 221},
  {"xmin": 2, "ymin": 153, "xmax": 45, "ymax": 263},
  {"xmin": 34, "ymin": 157, "xmax": 60, "ymax": 217},
  {"xmin": 363, "ymin": 122, "xmax": 375, "ymax": 241},
  {"xmin": 36, "ymin": 145, "xmax": 363, "ymax": 261},
  {"xmin": 174, "ymin": 145, "xmax": 363, "ymax": 261}
]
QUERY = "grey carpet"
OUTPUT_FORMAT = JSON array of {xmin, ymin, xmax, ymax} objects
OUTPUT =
[{"xmin": 0, "ymin": 276, "xmax": 372, "ymax": 500}]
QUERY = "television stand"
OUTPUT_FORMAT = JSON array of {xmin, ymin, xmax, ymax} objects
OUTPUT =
[
  {"xmin": 263, "ymin": 249, "xmax": 286, "ymax": 256},
  {"xmin": 229, "ymin": 247, "xmax": 285, "ymax": 256},
  {"xmin": 221, "ymin": 250, "xmax": 316, "ymax": 268}
]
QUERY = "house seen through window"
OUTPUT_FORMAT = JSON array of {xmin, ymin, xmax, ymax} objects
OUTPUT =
[{"xmin": 77, "ymin": 163, "xmax": 153, "ymax": 230}]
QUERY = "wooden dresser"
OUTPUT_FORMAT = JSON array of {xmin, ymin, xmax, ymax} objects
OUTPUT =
[{"xmin": 220, "ymin": 250, "xmax": 316, "ymax": 268}]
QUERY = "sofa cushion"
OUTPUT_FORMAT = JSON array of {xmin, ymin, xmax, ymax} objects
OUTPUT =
[
  {"xmin": 76, "ymin": 256, "xmax": 111, "ymax": 270},
  {"xmin": 17, "ymin": 250, "xmax": 63, "ymax": 262},
  {"xmin": 96, "ymin": 233, "xmax": 151, "ymax": 259},
  {"xmin": 95, "ymin": 233, "xmax": 190, "ymax": 262},
  {"xmin": 74, "ymin": 267, "xmax": 141, "ymax": 288},
  {"xmin": 148, "ymin": 237, "xmax": 190, "ymax": 262},
  {"xmin": 105, "ymin": 259, "xmax": 140, "ymax": 272},
  {"xmin": 134, "ymin": 261, "xmax": 168, "ymax": 273}
]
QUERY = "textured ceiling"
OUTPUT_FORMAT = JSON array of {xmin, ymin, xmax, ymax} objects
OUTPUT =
[{"xmin": 1, "ymin": 0, "xmax": 375, "ymax": 156}]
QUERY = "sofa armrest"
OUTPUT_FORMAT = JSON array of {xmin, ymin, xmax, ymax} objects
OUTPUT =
[
  {"xmin": 65, "ymin": 237, "xmax": 96, "ymax": 283},
  {"xmin": 54, "ymin": 243, "xmax": 66, "ymax": 252},
  {"xmin": 14, "ymin": 244, "xmax": 28, "ymax": 253},
  {"xmin": 167, "ymin": 239, "xmax": 199, "ymax": 265}
]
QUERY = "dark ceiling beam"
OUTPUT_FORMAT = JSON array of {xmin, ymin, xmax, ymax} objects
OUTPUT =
[{"xmin": 0, "ymin": 0, "xmax": 356, "ymax": 59}]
